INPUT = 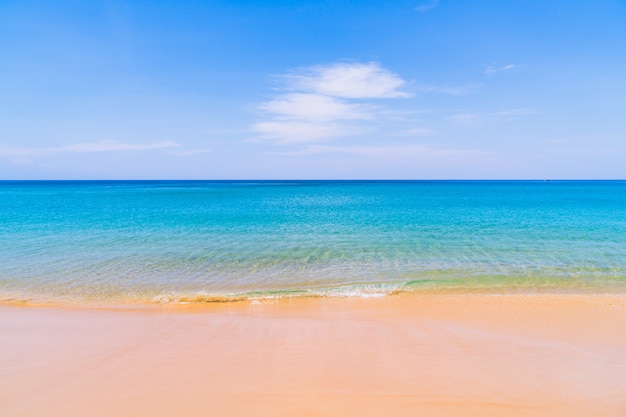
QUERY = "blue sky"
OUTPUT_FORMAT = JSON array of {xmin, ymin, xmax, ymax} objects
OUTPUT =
[{"xmin": 1, "ymin": 0, "xmax": 625, "ymax": 179}]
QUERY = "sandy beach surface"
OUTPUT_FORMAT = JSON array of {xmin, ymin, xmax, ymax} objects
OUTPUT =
[{"xmin": 1, "ymin": 293, "xmax": 625, "ymax": 417}]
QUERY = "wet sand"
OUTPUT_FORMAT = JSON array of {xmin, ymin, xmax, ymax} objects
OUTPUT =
[{"xmin": 1, "ymin": 293, "xmax": 625, "ymax": 416}]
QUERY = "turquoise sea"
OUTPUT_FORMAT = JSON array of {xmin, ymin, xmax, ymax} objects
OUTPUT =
[{"xmin": 1, "ymin": 180, "xmax": 625, "ymax": 305}]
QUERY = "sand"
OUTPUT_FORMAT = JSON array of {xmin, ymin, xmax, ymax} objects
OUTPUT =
[{"xmin": 1, "ymin": 293, "xmax": 625, "ymax": 417}]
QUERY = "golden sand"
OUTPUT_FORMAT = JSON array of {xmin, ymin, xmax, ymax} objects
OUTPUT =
[{"xmin": 1, "ymin": 294, "xmax": 625, "ymax": 416}]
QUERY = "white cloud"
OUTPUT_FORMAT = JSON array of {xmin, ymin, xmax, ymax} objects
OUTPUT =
[
  {"xmin": 448, "ymin": 113, "xmax": 483, "ymax": 126},
  {"xmin": 168, "ymin": 148, "xmax": 212, "ymax": 156},
  {"xmin": 283, "ymin": 62, "xmax": 412, "ymax": 99},
  {"xmin": 0, "ymin": 140, "xmax": 181, "ymax": 156},
  {"xmin": 253, "ymin": 122, "xmax": 362, "ymax": 144},
  {"xmin": 416, "ymin": 84, "xmax": 476, "ymax": 96},
  {"xmin": 484, "ymin": 63, "xmax": 516, "ymax": 75},
  {"xmin": 259, "ymin": 93, "xmax": 372, "ymax": 122},
  {"xmin": 253, "ymin": 62, "xmax": 412, "ymax": 144},
  {"xmin": 397, "ymin": 128, "xmax": 435, "ymax": 136},
  {"xmin": 449, "ymin": 108, "xmax": 538, "ymax": 126},
  {"xmin": 267, "ymin": 144, "xmax": 487, "ymax": 160},
  {"xmin": 415, "ymin": 0, "xmax": 440, "ymax": 13}
]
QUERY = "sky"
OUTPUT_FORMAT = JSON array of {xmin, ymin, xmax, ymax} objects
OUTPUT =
[{"xmin": 1, "ymin": 0, "xmax": 625, "ymax": 179}]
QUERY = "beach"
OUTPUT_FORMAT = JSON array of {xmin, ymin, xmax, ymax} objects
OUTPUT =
[
  {"xmin": 4, "ymin": 0, "xmax": 626, "ymax": 413},
  {"xmin": 2, "ymin": 293, "xmax": 625, "ymax": 417},
  {"xmin": 2, "ymin": 181, "xmax": 625, "ymax": 415}
]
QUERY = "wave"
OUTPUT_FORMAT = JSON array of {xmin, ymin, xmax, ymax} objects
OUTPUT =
[
  {"xmin": 149, "ymin": 276, "xmax": 626, "ymax": 304},
  {"xmin": 3, "ymin": 275, "xmax": 625, "ymax": 308},
  {"xmin": 151, "ymin": 283, "xmax": 404, "ymax": 304}
]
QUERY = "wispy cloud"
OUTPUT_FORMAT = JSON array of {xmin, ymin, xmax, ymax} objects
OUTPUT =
[
  {"xmin": 484, "ymin": 63, "xmax": 516, "ymax": 75},
  {"xmin": 415, "ymin": 83, "xmax": 476, "ymax": 96},
  {"xmin": 395, "ymin": 128, "xmax": 435, "ymax": 136},
  {"xmin": 259, "ymin": 93, "xmax": 373, "ymax": 122},
  {"xmin": 282, "ymin": 62, "xmax": 412, "ymax": 99},
  {"xmin": 253, "ymin": 122, "xmax": 363, "ymax": 144},
  {"xmin": 415, "ymin": 0, "xmax": 440, "ymax": 13},
  {"xmin": 448, "ymin": 113, "xmax": 483, "ymax": 126},
  {"xmin": 252, "ymin": 62, "xmax": 412, "ymax": 144},
  {"xmin": 168, "ymin": 148, "xmax": 212, "ymax": 156},
  {"xmin": 449, "ymin": 108, "xmax": 537, "ymax": 126},
  {"xmin": 267, "ymin": 144, "xmax": 486, "ymax": 160},
  {"xmin": 0, "ymin": 140, "xmax": 181, "ymax": 156}
]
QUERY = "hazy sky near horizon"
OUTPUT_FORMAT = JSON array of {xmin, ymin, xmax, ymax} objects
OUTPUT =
[{"xmin": 1, "ymin": 0, "xmax": 625, "ymax": 179}]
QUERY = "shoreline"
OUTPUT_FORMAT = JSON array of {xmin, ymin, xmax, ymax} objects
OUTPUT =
[
  {"xmin": 2, "ymin": 292, "xmax": 625, "ymax": 416},
  {"xmin": 2, "ymin": 281, "xmax": 625, "ymax": 311}
]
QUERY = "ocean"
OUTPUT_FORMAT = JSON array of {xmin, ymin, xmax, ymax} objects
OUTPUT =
[{"xmin": 1, "ymin": 180, "xmax": 625, "ymax": 305}]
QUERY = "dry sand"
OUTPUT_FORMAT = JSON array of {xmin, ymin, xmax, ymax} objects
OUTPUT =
[{"xmin": 1, "ymin": 293, "xmax": 625, "ymax": 416}]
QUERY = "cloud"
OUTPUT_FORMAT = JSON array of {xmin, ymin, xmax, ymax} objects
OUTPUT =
[
  {"xmin": 168, "ymin": 148, "xmax": 212, "ymax": 156},
  {"xmin": 415, "ymin": 0, "xmax": 440, "ymax": 13},
  {"xmin": 484, "ymin": 64, "xmax": 516, "ymax": 75},
  {"xmin": 396, "ymin": 128, "xmax": 435, "ymax": 136},
  {"xmin": 416, "ymin": 84, "xmax": 476, "ymax": 96},
  {"xmin": 0, "ymin": 140, "xmax": 181, "ymax": 156},
  {"xmin": 253, "ymin": 62, "xmax": 412, "ymax": 144},
  {"xmin": 449, "ymin": 108, "xmax": 537, "ymax": 126},
  {"xmin": 283, "ymin": 62, "xmax": 412, "ymax": 99},
  {"xmin": 259, "ymin": 93, "xmax": 373, "ymax": 122},
  {"xmin": 267, "ymin": 144, "xmax": 487, "ymax": 160},
  {"xmin": 253, "ymin": 122, "xmax": 362, "ymax": 144},
  {"xmin": 448, "ymin": 113, "xmax": 483, "ymax": 126}
]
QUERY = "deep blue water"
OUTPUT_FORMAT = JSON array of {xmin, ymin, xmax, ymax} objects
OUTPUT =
[{"xmin": 1, "ymin": 180, "xmax": 625, "ymax": 304}]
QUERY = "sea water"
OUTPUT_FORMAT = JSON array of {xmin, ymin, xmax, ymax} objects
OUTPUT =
[{"xmin": 1, "ymin": 180, "xmax": 625, "ymax": 304}]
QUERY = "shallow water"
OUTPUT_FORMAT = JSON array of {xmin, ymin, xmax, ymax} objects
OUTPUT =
[{"xmin": 1, "ymin": 180, "xmax": 625, "ymax": 304}]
